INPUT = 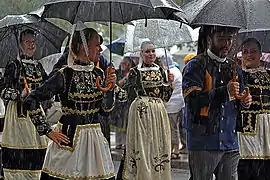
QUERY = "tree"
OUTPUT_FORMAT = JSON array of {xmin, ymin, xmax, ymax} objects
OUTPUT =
[{"xmin": 0, "ymin": 0, "xmax": 49, "ymax": 19}]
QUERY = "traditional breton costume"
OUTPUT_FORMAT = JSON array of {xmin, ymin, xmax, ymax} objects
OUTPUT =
[
  {"xmin": 1, "ymin": 56, "xmax": 48, "ymax": 179},
  {"xmin": 238, "ymin": 67, "xmax": 270, "ymax": 179},
  {"xmin": 24, "ymin": 60, "xmax": 115, "ymax": 180},
  {"xmin": 182, "ymin": 49, "xmax": 246, "ymax": 180},
  {"xmin": 123, "ymin": 62, "xmax": 172, "ymax": 180},
  {"xmin": 110, "ymin": 68, "xmax": 129, "ymax": 148}
]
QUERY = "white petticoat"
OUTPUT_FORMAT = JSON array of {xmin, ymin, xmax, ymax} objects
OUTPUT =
[
  {"xmin": 238, "ymin": 113, "xmax": 270, "ymax": 159},
  {"xmin": 42, "ymin": 123, "xmax": 115, "ymax": 179}
]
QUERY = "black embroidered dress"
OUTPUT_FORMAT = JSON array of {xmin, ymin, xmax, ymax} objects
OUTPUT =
[
  {"xmin": 24, "ymin": 61, "xmax": 115, "ymax": 179},
  {"xmin": 1, "ymin": 57, "xmax": 48, "ymax": 180}
]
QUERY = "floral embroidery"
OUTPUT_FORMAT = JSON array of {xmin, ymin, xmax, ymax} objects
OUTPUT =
[{"xmin": 137, "ymin": 102, "xmax": 148, "ymax": 118}]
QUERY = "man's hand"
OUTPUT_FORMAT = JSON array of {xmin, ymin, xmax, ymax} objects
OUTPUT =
[
  {"xmin": 227, "ymin": 80, "xmax": 240, "ymax": 98},
  {"xmin": 47, "ymin": 130, "xmax": 70, "ymax": 147}
]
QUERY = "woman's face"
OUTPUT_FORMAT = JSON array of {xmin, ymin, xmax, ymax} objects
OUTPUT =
[
  {"xmin": 20, "ymin": 34, "xmax": 36, "ymax": 57},
  {"xmin": 120, "ymin": 60, "xmax": 130, "ymax": 71},
  {"xmin": 242, "ymin": 42, "xmax": 261, "ymax": 69},
  {"xmin": 141, "ymin": 44, "xmax": 156, "ymax": 65},
  {"xmin": 87, "ymin": 32, "xmax": 102, "ymax": 62}
]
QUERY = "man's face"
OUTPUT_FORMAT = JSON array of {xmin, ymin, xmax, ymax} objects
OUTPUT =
[
  {"xmin": 242, "ymin": 42, "xmax": 261, "ymax": 69},
  {"xmin": 209, "ymin": 31, "xmax": 233, "ymax": 58},
  {"xmin": 141, "ymin": 44, "xmax": 156, "ymax": 65},
  {"xmin": 20, "ymin": 34, "xmax": 36, "ymax": 57},
  {"xmin": 87, "ymin": 33, "xmax": 101, "ymax": 62}
]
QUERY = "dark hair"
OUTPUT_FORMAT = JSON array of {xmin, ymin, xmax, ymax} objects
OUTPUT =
[
  {"xmin": 71, "ymin": 28, "xmax": 97, "ymax": 56},
  {"xmin": 241, "ymin": 38, "xmax": 261, "ymax": 51},
  {"xmin": 99, "ymin": 34, "xmax": 103, "ymax": 44},
  {"xmin": 197, "ymin": 25, "xmax": 238, "ymax": 54},
  {"xmin": 19, "ymin": 29, "xmax": 36, "ymax": 42}
]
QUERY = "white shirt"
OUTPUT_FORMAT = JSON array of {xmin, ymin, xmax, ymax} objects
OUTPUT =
[{"xmin": 164, "ymin": 66, "xmax": 185, "ymax": 113}]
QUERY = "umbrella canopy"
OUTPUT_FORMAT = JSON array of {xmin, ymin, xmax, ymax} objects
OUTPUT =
[
  {"xmin": 124, "ymin": 19, "xmax": 192, "ymax": 53},
  {"xmin": 180, "ymin": 0, "xmax": 270, "ymax": 29},
  {"xmin": 0, "ymin": 14, "xmax": 68, "ymax": 67},
  {"xmin": 31, "ymin": 0, "xmax": 188, "ymax": 24},
  {"xmin": 238, "ymin": 30, "xmax": 270, "ymax": 53}
]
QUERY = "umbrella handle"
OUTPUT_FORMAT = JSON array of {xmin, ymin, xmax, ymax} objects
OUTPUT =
[
  {"xmin": 23, "ymin": 78, "xmax": 30, "ymax": 95},
  {"xmin": 96, "ymin": 66, "xmax": 114, "ymax": 92},
  {"xmin": 232, "ymin": 53, "xmax": 249, "ymax": 100}
]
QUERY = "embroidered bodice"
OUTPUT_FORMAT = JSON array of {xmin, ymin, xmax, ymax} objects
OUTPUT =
[
  {"xmin": 240, "ymin": 68, "xmax": 270, "ymax": 134},
  {"xmin": 24, "ymin": 61, "xmax": 115, "ymax": 136},
  {"xmin": 125, "ymin": 63, "xmax": 172, "ymax": 102},
  {"xmin": 1, "ymin": 58, "xmax": 47, "ymax": 102}
]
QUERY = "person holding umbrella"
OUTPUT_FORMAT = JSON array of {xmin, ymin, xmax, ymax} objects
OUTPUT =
[
  {"xmin": 182, "ymin": 25, "xmax": 252, "ymax": 180},
  {"xmin": 0, "ymin": 29, "xmax": 60, "ymax": 180},
  {"xmin": 122, "ymin": 41, "xmax": 174, "ymax": 180},
  {"xmin": 23, "ymin": 26, "xmax": 116, "ymax": 180},
  {"xmin": 237, "ymin": 38, "xmax": 270, "ymax": 180}
]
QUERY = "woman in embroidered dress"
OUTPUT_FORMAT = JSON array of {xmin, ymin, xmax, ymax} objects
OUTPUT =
[
  {"xmin": 110, "ymin": 57, "xmax": 131, "ymax": 150},
  {"xmin": 0, "ymin": 29, "xmax": 57, "ymax": 180},
  {"xmin": 237, "ymin": 38, "xmax": 270, "ymax": 180},
  {"xmin": 122, "ymin": 41, "xmax": 174, "ymax": 180},
  {"xmin": 24, "ymin": 26, "xmax": 116, "ymax": 180}
]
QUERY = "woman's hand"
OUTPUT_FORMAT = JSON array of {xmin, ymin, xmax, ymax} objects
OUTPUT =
[
  {"xmin": 168, "ymin": 72, "xmax": 174, "ymax": 84},
  {"xmin": 47, "ymin": 130, "xmax": 70, "ymax": 147},
  {"xmin": 106, "ymin": 67, "xmax": 116, "ymax": 88}
]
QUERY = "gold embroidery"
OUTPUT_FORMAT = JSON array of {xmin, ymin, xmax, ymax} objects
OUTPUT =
[
  {"xmin": 26, "ymin": 76, "xmax": 43, "ymax": 82},
  {"xmin": 68, "ymin": 92, "xmax": 102, "ymax": 99},
  {"xmin": 42, "ymin": 168, "xmax": 115, "ymax": 180},
  {"xmin": 1, "ymin": 143, "xmax": 47, "ymax": 149},
  {"xmin": 137, "ymin": 102, "xmax": 148, "ymax": 118},
  {"xmin": 3, "ymin": 169, "xmax": 42, "ymax": 173},
  {"xmin": 241, "ymin": 114, "xmax": 260, "ymax": 136},
  {"xmin": 148, "ymin": 97, "xmax": 162, "ymax": 103},
  {"xmin": 28, "ymin": 109, "xmax": 42, "ymax": 116},
  {"xmin": 58, "ymin": 123, "xmax": 101, "ymax": 152},
  {"xmin": 184, "ymin": 86, "xmax": 202, "ymax": 97},
  {"xmin": 241, "ymin": 109, "xmax": 270, "ymax": 114},
  {"xmin": 241, "ymin": 155, "xmax": 270, "ymax": 159},
  {"xmin": 62, "ymin": 107, "xmax": 99, "ymax": 115},
  {"xmin": 247, "ymin": 84, "xmax": 270, "ymax": 89}
]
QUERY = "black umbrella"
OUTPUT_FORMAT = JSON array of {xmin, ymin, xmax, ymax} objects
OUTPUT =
[
  {"xmin": 0, "ymin": 14, "xmax": 68, "ymax": 67},
  {"xmin": 238, "ymin": 30, "xmax": 270, "ymax": 53},
  {"xmin": 180, "ymin": 0, "xmax": 270, "ymax": 29},
  {"xmin": 30, "ymin": 0, "xmax": 187, "ymax": 91},
  {"xmin": 31, "ymin": 0, "xmax": 187, "ymax": 24}
]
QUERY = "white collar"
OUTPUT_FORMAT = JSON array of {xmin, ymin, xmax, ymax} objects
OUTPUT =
[
  {"xmin": 67, "ymin": 61, "xmax": 95, "ymax": 72},
  {"xmin": 137, "ymin": 62, "xmax": 160, "ymax": 71},
  {"xmin": 17, "ymin": 56, "xmax": 38, "ymax": 65},
  {"xmin": 207, "ymin": 49, "xmax": 226, "ymax": 62},
  {"xmin": 242, "ymin": 66, "xmax": 267, "ymax": 73}
]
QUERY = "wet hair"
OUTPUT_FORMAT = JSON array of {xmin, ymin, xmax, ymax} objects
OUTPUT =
[
  {"xmin": 140, "ymin": 41, "xmax": 155, "ymax": 51},
  {"xmin": 241, "ymin": 38, "xmax": 261, "ymax": 51},
  {"xmin": 71, "ymin": 28, "xmax": 97, "ymax": 56},
  {"xmin": 99, "ymin": 34, "xmax": 103, "ymax": 44},
  {"xmin": 206, "ymin": 26, "xmax": 237, "ymax": 38},
  {"xmin": 19, "ymin": 29, "xmax": 36, "ymax": 42},
  {"xmin": 197, "ymin": 25, "xmax": 238, "ymax": 54}
]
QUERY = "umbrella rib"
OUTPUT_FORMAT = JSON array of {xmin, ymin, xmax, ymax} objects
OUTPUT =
[
  {"xmin": 72, "ymin": 1, "xmax": 82, "ymax": 24},
  {"xmin": 0, "ymin": 29, "xmax": 10, "ymax": 41},
  {"xmin": 118, "ymin": 2, "xmax": 125, "ymax": 24}
]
